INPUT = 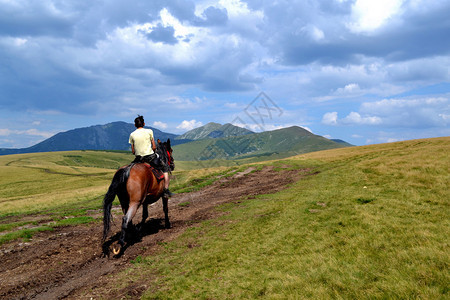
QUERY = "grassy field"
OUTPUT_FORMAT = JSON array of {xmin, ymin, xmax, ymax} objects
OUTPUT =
[
  {"xmin": 0, "ymin": 149, "xmax": 286, "ymax": 219},
  {"xmin": 119, "ymin": 137, "xmax": 448, "ymax": 299},
  {"xmin": 1, "ymin": 137, "xmax": 449, "ymax": 298},
  {"xmin": 0, "ymin": 150, "xmax": 239, "ymax": 244}
]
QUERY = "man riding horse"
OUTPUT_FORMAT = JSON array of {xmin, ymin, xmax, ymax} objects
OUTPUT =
[{"xmin": 129, "ymin": 115, "xmax": 172, "ymax": 198}]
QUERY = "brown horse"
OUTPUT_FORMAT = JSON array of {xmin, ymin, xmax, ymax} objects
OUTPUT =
[{"xmin": 102, "ymin": 139, "xmax": 173, "ymax": 255}]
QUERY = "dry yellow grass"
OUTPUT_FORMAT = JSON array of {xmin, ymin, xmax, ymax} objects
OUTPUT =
[
  {"xmin": 0, "ymin": 150, "xmax": 233, "ymax": 216},
  {"xmin": 0, "ymin": 151, "xmax": 123, "ymax": 215}
]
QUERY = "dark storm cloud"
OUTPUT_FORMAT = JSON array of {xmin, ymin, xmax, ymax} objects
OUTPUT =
[
  {"xmin": 0, "ymin": 1, "xmax": 163, "ymax": 45},
  {"xmin": 0, "ymin": 42, "xmax": 99, "ymax": 113},
  {"xmin": 0, "ymin": 1, "xmax": 74, "ymax": 37},
  {"xmin": 156, "ymin": 43, "xmax": 256, "ymax": 92},
  {"xmin": 0, "ymin": 0, "xmax": 449, "ymax": 117},
  {"xmin": 265, "ymin": 0, "xmax": 450, "ymax": 66},
  {"xmin": 192, "ymin": 6, "xmax": 228, "ymax": 27},
  {"xmin": 163, "ymin": 0, "xmax": 196, "ymax": 22},
  {"xmin": 279, "ymin": 24, "xmax": 450, "ymax": 66},
  {"xmin": 145, "ymin": 24, "xmax": 178, "ymax": 45}
]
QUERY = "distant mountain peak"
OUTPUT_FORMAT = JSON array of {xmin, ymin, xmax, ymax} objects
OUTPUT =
[
  {"xmin": 176, "ymin": 122, "xmax": 254, "ymax": 140},
  {"xmin": 0, "ymin": 121, "xmax": 187, "ymax": 155},
  {"xmin": 173, "ymin": 125, "xmax": 353, "ymax": 161},
  {"xmin": 205, "ymin": 122, "xmax": 222, "ymax": 126}
]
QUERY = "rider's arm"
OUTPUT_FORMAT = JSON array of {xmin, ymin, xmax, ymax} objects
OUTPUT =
[
  {"xmin": 151, "ymin": 138, "xmax": 156, "ymax": 151},
  {"xmin": 131, "ymin": 143, "xmax": 135, "ymax": 155}
]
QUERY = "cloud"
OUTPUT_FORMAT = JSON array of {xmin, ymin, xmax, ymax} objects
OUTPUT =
[
  {"xmin": 347, "ymin": 0, "xmax": 404, "ymax": 33},
  {"xmin": 224, "ymin": 102, "xmax": 239, "ymax": 109},
  {"xmin": 176, "ymin": 120, "xmax": 203, "ymax": 131},
  {"xmin": 192, "ymin": 6, "xmax": 228, "ymax": 27},
  {"xmin": 265, "ymin": 0, "xmax": 450, "ymax": 65},
  {"xmin": 0, "ymin": 1, "xmax": 256, "ymax": 116},
  {"xmin": 0, "ymin": 127, "xmax": 56, "ymax": 148},
  {"xmin": 387, "ymin": 57, "xmax": 450, "ymax": 83},
  {"xmin": 1, "ymin": 0, "xmax": 448, "ymax": 116},
  {"xmin": 360, "ymin": 96, "xmax": 450, "ymax": 127},
  {"xmin": 323, "ymin": 95, "xmax": 450, "ymax": 127},
  {"xmin": 300, "ymin": 125, "xmax": 313, "ymax": 133},
  {"xmin": 0, "ymin": 129, "xmax": 13, "ymax": 136},
  {"xmin": 0, "ymin": 128, "xmax": 54, "ymax": 138},
  {"xmin": 0, "ymin": 1, "xmax": 74, "ymax": 37},
  {"xmin": 336, "ymin": 83, "xmax": 360, "ymax": 94},
  {"xmin": 23, "ymin": 129, "xmax": 55, "ymax": 138},
  {"xmin": 341, "ymin": 112, "xmax": 382, "ymax": 125},
  {"xmin": 153, "ymin": 121, "xmax": 168, "ymax": 129},
  {"xmin": 163, "ymin": 96, "xmax": 205, "ymax": 110},
  {"xmin": 301, "ymin": 24, "xmax": 325, "ymax": 41},
  {"xmin": 143, "ymin": 24, "xmax": 178, "ymax": 44},
  {"xmin": 322, "ymin": 112, "xmax": 338, "ymax": 125},
  {"xmin": 0, "ymin": 0, "xmax": 449, "ymax": 148},
  {"xmin": 322, "ymin": 111, "xmax": 383, "ymax": 126}
]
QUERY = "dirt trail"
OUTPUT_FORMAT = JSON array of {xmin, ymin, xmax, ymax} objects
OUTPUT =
[{"xmin": 0, "ymin": 166, "xmax": 310, "ymax": 299}]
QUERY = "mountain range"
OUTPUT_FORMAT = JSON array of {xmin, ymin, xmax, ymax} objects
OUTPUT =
[
  {"xmin": 0, "ymin": 122, "xmax": 189, "ymax": 156},
  {"xmin": 0, "ymin": 121, "xmax": 352, "ymax": 159},
  {"xmin": 176, "ymin": 122, "xmax": 254, "ymax": 140},
  {"xmin": 173, "ymin": 125, "xmax": 349, "ymax": 161}
]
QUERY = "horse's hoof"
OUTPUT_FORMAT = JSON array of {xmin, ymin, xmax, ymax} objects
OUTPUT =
[
  {"xmin": 165, "ymin": 222, "xmax": 171, "ymax": 229},
  {"xmin": 112, "ymin": 243, "xmax": 122, "ymax": 255}
]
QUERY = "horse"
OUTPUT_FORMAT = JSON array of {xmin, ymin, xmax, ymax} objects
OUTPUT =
[{"xmin": 102, "ymin": 139, "xmax": 174, "ymax": 255}]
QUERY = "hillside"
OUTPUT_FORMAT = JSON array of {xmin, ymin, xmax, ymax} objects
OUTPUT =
[
  {"xmin": 331, "ymin": 139, "xmax": 354, "ymax": 147},
  {"xmin": 173, "ymin": 126, "xmax": 348, "ymax": 161},
  {"xmin": 0, "ymin": 122, "xmax": 189, "ymax": 155},
  {"xmin": 175, "ymin": 122, "xmax": 253, "ymax": 140},
  {"xmin": 0, "ymin": 121, "xmax": 352, "ymax": 159},
  {"xmin": 0, "ymin": 137, "xmax": 448, "ymax": 298}
]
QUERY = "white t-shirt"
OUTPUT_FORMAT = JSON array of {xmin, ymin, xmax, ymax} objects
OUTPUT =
[{"xmin": 129, "ymin": 128, "xmax": 154, "ymax": 156}]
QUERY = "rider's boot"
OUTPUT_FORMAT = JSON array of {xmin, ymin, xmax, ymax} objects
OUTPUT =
[{"xmin": 163, "ymin": 188, "xmax": 173, "ymax": 198}]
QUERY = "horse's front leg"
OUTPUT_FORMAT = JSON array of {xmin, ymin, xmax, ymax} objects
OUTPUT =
[
  {"xmin": 163, "ymin": 196, "xmax": 171, "ymax": 229},
  {"xmin": 118, "ymin": 202, "xmax": 139, "ymax": 247}
]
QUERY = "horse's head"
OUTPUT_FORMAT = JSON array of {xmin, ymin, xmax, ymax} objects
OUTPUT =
[{"xmin": 158, "ymin": 138, "xmax": 174, "ymax": 171}]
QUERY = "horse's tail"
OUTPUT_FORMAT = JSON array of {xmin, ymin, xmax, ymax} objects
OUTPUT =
[{"xmin": 102, "ymin": 164, "xmax": 133, "ymax": 242}]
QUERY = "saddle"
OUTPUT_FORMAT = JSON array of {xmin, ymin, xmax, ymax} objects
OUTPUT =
[
  {"xmin": 132, "ymin": 154, "xmax": 165, "ymax": 182},
  {"xmin": 146, "ymin": 163, "xmax": 165, "ymax": 182}
]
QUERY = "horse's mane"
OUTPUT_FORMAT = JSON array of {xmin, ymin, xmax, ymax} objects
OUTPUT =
[{"xmin": 156, "ymin": 139, "xmax": 174, "ymax": 171}]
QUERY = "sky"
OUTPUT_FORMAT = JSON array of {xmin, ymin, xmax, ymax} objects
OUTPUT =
[{"xmin": 0, "ymin": 0, "xmax": 449, "ymax": 148}]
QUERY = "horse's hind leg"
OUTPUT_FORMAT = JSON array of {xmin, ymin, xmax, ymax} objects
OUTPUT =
[
  {"xmin": 163, "ymin": 196, "xmax": 171, "ymax": 229},
  {"xmin": 119, "ymin": 202, "xmax": 139, "ymax": 247},
  {"xmin": 137, "ymin": 202, "xmax": 149, "ymax": 231}
]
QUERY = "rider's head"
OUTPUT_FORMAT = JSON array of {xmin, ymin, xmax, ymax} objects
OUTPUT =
[{"xmin": 134, "ymin": 115, "xmax": 145, "ymax": 128}]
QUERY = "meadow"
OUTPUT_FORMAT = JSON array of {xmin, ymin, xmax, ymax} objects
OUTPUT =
[
  {"xmin": 123, "ymin": 137, "xmax": 449, "ymax": 299},
  {"xmin": 0, "ymin": 137, "xmax": 448, "ymax": 298},
  {"xmin": 0, "ymin": 150, "xmax": 239, "ymax": 243}
]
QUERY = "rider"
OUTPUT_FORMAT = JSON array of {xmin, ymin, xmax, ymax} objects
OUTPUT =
[{"xmin": 129, "ymin": 115, "xmax": 172, "ymax": 197}]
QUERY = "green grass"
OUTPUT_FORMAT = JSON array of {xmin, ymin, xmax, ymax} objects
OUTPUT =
[
  {"xmin": 0, "ymin": 150, "xmax": 243, "ymax": 243},
  {"xmin": 0, "ymin": 151, "xmax": 131, "ymax": 243},
  {"xmin": 0, "ymin": 220, "xmax": 38, "ymax": 232},
  {"xmin": 0, "ymin": 226, "xmax": 54, "ymax": 244},
  {"xmin": 110, "ymin": 137, "xmax": 449, "ymax": 299},
  {"xmin": 0, "ymin": 138, "xmax": 448, "ymax": 298}
]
